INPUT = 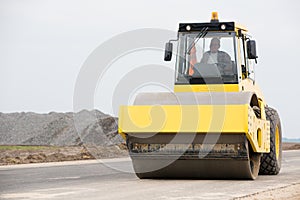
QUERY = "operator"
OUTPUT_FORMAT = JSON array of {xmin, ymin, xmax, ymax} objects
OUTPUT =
[{"xmin": 200, "ymin": 37, "xmax": 232, "ymax": 73}]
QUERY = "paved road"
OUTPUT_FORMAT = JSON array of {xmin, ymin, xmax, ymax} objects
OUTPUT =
[{"xmin": 0, "ymin": 150, "xmax": 299, "ymax": 200}]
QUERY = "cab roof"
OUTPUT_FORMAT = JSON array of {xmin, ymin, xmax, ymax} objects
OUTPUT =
[{"xmin": 178, "ymin": 22, "xmax": 247, "ymax": 33}]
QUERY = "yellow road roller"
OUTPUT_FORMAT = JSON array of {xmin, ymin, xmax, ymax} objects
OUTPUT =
[{"xmin": 118, "ymin": 12, "xmax": 282, "ymax": 179}]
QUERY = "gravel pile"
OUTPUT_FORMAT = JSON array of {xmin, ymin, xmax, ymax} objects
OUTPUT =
[{"xmin": 0, "ymin": 110, "xmax": 123, "ymax": 146}]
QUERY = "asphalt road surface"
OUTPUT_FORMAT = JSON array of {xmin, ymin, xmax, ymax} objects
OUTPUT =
[{"xmin": 0, "ymin": 150, "xmax": 299, "ymax": 200}]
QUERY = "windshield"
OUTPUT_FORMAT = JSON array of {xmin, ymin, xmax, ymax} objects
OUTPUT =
[{"xmin": 175, "ymin": 32, "xmax": 237, "ymax": 84}]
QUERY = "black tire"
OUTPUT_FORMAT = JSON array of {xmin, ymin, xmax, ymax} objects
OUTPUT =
[{"xmin": 259, "ymin": 106, "xmax": 282, "ymax": 175}]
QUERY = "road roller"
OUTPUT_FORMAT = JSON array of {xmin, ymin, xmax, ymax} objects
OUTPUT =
[{"xmin": 118, "ymin": 12, "xmax": 282, "ymax": 179}]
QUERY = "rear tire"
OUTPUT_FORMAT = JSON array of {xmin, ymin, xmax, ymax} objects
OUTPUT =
[{"xmin": 259, "ymin": 106, "xmax": 282, "ymax": 175}]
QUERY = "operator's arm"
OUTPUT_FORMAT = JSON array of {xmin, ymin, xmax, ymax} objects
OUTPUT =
[
  {"xmin": 200, "ymin": 52, "xmax": 209, "ymax": 63},
  {"xmin": 219, "ymin": 51, "xmax": 232, "ymax": 73}
]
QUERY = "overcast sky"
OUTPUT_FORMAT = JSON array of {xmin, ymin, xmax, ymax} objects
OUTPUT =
[{"xmin": 1, "ymin": 0, "xmax": 300, "ymax": 138}]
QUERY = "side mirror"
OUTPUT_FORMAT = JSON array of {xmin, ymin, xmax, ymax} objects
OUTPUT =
[
  {"xmin": 247, "ymin": 40, "xmax": 258, "ymax": 60},
  {"xmin": 164, "ymin": 42, "xmax": 173, "ymax": 61}
]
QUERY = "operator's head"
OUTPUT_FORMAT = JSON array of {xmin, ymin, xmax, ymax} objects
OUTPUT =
[{"xmin": 210, "ymin": 38, "xmax": 220, "ymax": 53}]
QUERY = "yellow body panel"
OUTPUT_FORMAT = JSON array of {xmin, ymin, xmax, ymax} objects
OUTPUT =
[
  {"xmin": 235, "ymin": 23, "xmax": 248, "ymax": 32},
  {"xmin": 240, "ymin": 79, "xmax": 265, "ymax": 102},
  {"xmin": 119, "ymin": 104, "xmax": 247, "ymax": 133},
  {"xmin": 119, "ymin": 104, "xmax": 270, "ymax": 152},
  {"xmin": 174, "ymin": 84, "xmax": 240, "ymax": 93}
]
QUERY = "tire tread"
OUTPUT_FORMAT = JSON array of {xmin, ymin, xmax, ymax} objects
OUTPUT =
[{"xmin": 259, "ymin": 107, "xmax": 282, "ymax": 175}]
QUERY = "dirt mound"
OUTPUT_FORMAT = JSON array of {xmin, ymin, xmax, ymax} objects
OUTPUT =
[
  {"xmin": 282, "ymin": 143, "xmax": 300, "ymax": 150},
  {"xmin": 0, "ymin": 145, "xmax": 128, "ymax": 165},
  {"xmin": 0, "ymin": 110, "xmax": 122, "ymax": 146}
]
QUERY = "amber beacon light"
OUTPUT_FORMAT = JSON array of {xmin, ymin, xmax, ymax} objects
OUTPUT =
[{"xmin": 211, "ymin": 11, "xmax": 219, "ymax": 22}]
